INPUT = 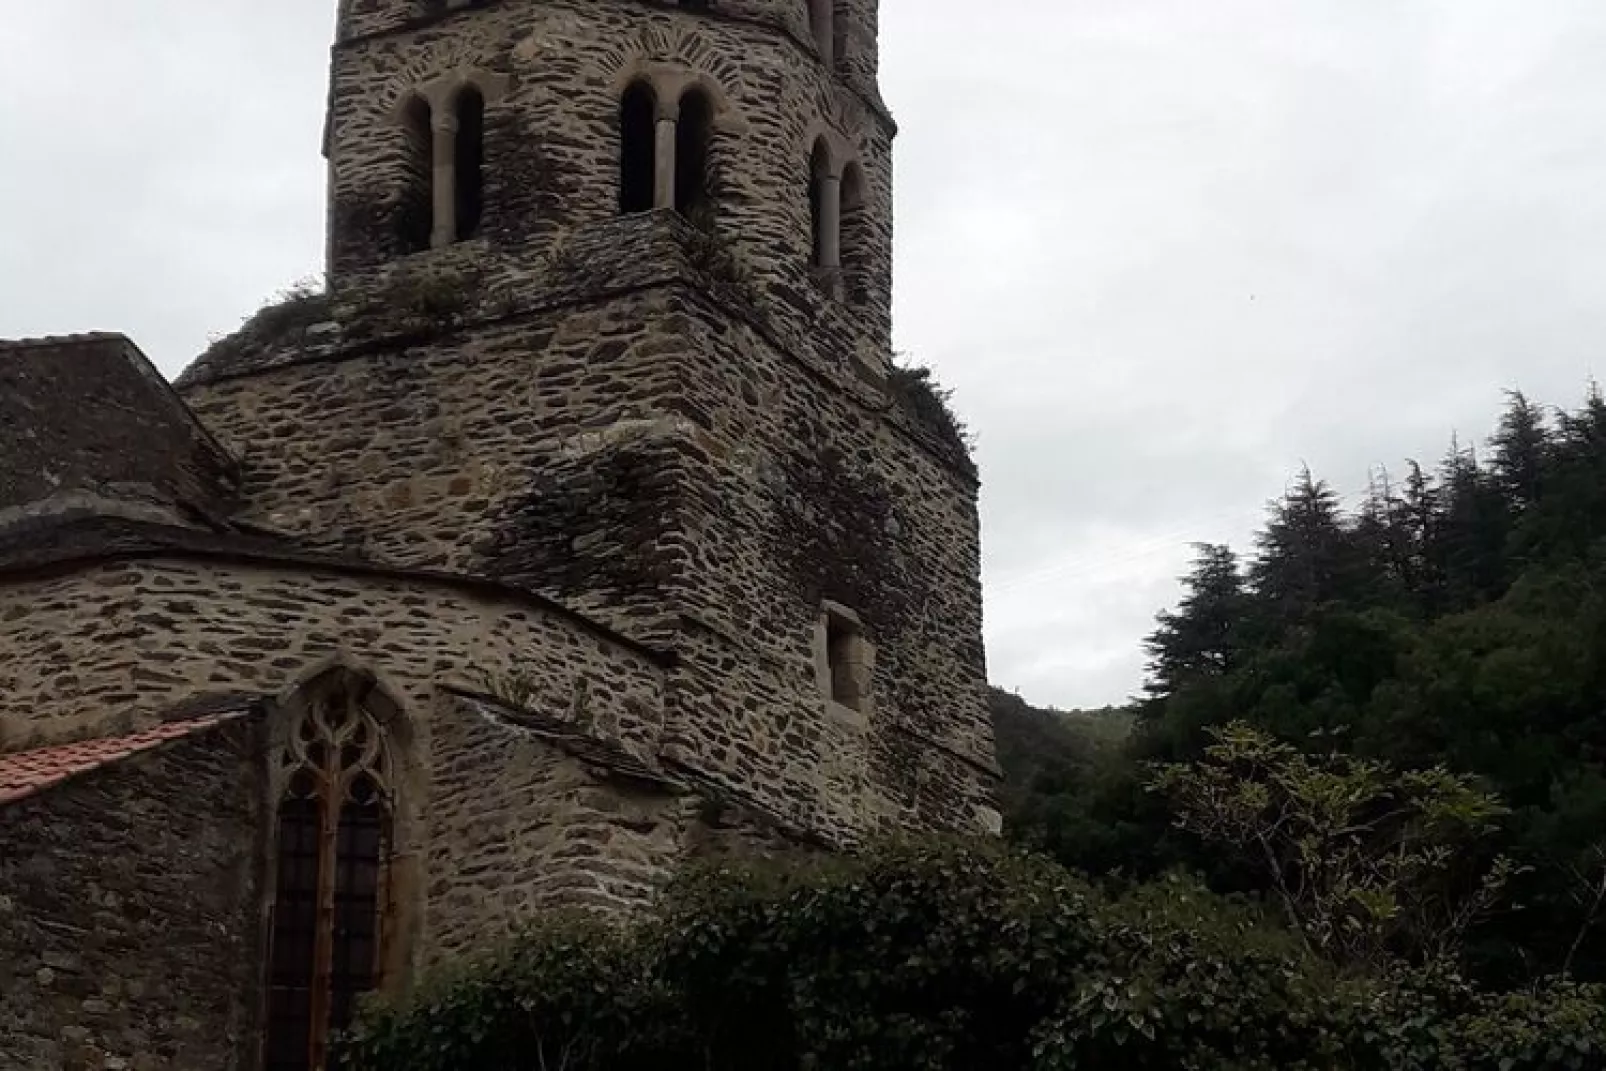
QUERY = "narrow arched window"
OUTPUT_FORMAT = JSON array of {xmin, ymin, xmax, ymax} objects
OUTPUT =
[
  {"xmin": 454, "ymin": 86, "xmax": 486, "ymax": 240},
  {"xmin": 675, "ymin": 89, "xmax": 714, "ymax": 220},
  {"xmin": 620, "ymin": 82, "xmax": 658, "ymax": 215},
  {"xmin": 809, "ymin": 139, "xmax": 835, "ymax": 269},
  {"xmin": 809, "ymin": 0, "xmax": 834, "ymax": 61},
  {"xmin": 398, "ymin": 95, "xmax": 434, "ymax": 254},
  {"xmin": 264, "ymin": 676, "xmax": 394, "ymax": 1071},
  {"xmin": 841, "ymin": 163, "xmax": 869, "ymax": 305}
]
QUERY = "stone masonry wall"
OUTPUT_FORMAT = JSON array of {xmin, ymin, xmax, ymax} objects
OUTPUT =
[
  {"xmin": 0, "ymin": 557, "xmax": 665, "ymax": 760},
  {"xmin": 657, "ymin": 286, "xmax": 995, "ymax": 837},
  {"xmin": 0, "ymin": 722, "xmax": 264, "ymax": 1071},
  {"xmin": 334, "ymin": 0, "xmax": 885, "ymax": 117},
  {"xmin": 176, "ymin": 269, "xmax": 993, "ymax": 842},
  {"xmin": 322, "ymin": 0, "xmax": 895, "ymax": 354},
  {"xmin": 426, "ymin": 693, "xmax": 691, "ymax": 958},
  {"xmin": 0, "ymin": 555, "xmax": 673, "ymax": 995}
]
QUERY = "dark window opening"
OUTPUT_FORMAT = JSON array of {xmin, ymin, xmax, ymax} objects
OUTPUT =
[
  {"xmin": 841, "ymin": 163, "xmax": 869, "ymax": 305},
  {"xmin": 329, "ymin": 785, "xmax": 386, "ymax": 1037},
  {"xmin": 810, "ymin": 139, "xmax": 832, "ymax": 268},
  {"xmin": 675, "ymin": 89, "xmax": 714, "ymax": 220},
  {"xmin": 264, "ymin": 792, "xmax": 320, "ymax": 1071},
  {"xmin": 454, "ymin": 87, "xmax": 486, "ymax": 240},
  {"xmin": 398, "ymin": 95, "xmax": 434, "ymax": 254},
  {"xmin": 620, "ymin": 82, "xmax": 657, "ymax": 215}
]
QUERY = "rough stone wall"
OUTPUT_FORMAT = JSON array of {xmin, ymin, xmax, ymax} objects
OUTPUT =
[
  {"xmin": 658, "ymin": 286, "xmax": 995, "ymax": 836},
  {"xmin": 0, "ymin": 559, "xmax": 665, "ymax": 761},
  {"xmin": 168, "ymin": 0, "xmax": 992, "ymax": 855},
  {"xmin": 334, "ymin": 0, "xmax": 884, "ymax": 105},
  {"xmin": 427, "ymin": 693, "xmax": 690, "ymax": 957},
  {"xmin": 0, "ymin": 722, "xmax": 264, "ymax": 1071},
  {"xmin": 175, "ymin": 267, "xmax": 992, "ymax": 842},
  {"xmin": 321, "ymin": 0, "xmax": 894, "ymax": 354}
]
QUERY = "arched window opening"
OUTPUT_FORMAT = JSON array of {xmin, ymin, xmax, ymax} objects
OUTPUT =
[
  {"xmin": 809, "ymin": 139, "xmax": 835, "ymax": 270},
  {"xmin": 264, "ymin": 676, "xmax": 394, "ymax": 1071},
  {"xmin": 397, "ymin": 95, "xmax": 434, "ymax": 254},
  {"xmin": 620, "ymin": 82, "xmax": 658, "ymax": 215},
  {"xmin": 809, "ymin": 0, "xmax": 834, "ymax": 61},
  {"xmin": 675, "ymin": 89, "xmax": 714, "ymax": 220},
  {"xmin": 841, "ymin": 163, "xmax": 869, "ymax": 305},
  {"xmin": 454, "ymin": 86, "xmax": 486, "ymax": 240}
]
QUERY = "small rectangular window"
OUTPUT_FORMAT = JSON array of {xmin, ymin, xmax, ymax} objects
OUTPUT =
[{"xmin": 821, "ymin": 603, "xmax": 873, "ymax": 715}]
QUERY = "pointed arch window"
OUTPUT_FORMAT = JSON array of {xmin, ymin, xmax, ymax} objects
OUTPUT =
[{"xmin": 264, "ymin": 678, "xmax": 394, "ymax": 1071}]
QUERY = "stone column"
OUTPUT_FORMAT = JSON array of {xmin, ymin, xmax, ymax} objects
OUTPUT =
[
  {"xmin": 654, "ymin": 116, "xmax": 678, "ymax": 211},
  {"xmin": 431, "ymin": 112, "xmax": 459, "ymax": 248},
  {"xmin": 818, "ymin": 173, "xmax": 843, "ymax": 270}
]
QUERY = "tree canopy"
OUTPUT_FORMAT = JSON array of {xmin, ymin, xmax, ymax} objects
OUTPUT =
[{"xmin": 1018, "ymin": 388, "xmax": 1606, "ymax": 984}]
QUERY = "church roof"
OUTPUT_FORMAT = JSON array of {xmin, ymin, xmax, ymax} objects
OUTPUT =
[
  {"xmin": 0, "ymin": 710, "xmax": 249, "ymax": 807},
  {"xmin": 0, "ymin": 332, "xmax": 238, "ymax": 523}
]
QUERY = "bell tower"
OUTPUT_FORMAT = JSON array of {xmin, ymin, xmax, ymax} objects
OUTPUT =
[
  {"xmin": 323, "ymin": 0, "xmax": 896, "ymax": 359},
  {"xmin": 182, "ymin": 0, "xmax": 998, "ymax": 842}
]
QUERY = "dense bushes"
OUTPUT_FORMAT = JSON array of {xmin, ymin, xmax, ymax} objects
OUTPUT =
[{"xmin": 342, "ymin": 841, "xmax": 1606, "ymax": 1071}]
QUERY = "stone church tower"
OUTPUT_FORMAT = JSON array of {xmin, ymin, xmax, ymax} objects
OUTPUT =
[{"xmin": 0, "ymin": 1, "xmax": 996, "ymax": 1068}]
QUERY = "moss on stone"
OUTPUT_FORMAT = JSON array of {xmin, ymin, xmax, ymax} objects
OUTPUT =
[
  {"xmin": 887, "ymin": 362, "xmax": 975, "ymax": 475},
  {"xmin": 199, "ymin": 282, "xmax": 331, "ymax": 368}
]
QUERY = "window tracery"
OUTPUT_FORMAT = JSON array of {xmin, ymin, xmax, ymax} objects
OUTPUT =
[{"xmin": 264, "ymin": 679, "xmax": 394, "ymax": 1071}]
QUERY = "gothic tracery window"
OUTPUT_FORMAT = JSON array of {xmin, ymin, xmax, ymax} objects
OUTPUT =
[{"xmin": 264, "ymin": 678, "xmax": 394, "ymax": 1071}]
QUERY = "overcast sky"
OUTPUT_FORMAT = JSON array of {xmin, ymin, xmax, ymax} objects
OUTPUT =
[{"xmin": 4, "ymin": 2, "xmax": 1605, "ymax": 711}]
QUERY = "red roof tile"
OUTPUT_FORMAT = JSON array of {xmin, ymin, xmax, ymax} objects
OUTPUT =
[{"xmin": 0, "ymin": 712, "xmax": 247, "ymax": 806}]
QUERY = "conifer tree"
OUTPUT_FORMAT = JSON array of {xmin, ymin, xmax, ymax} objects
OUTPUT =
[{"xmin": 1144, "ymin": 544, "xmax": 1246, "ymax": 702}]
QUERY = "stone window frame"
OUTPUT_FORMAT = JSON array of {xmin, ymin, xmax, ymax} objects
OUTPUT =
[
  {"xmin": 804, "ymin": 129, "xmax": 865, "ymax": 302},
  {"xmin": 260, "ymin": 661, "xmax": 419, "ymax": 1071},
  {"xmin": 611, "ymin": 62, "xmax": 741, "ymax": 219},
  {"xmin": 817, "ymin": 601, "xmax": 876, "ymax": 724},
  {"xmin": 390, "ymin": 68, "xmax": 511, "ymax": 251}
]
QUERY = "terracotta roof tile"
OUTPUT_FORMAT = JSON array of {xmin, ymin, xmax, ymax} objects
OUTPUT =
[{"xmin": 0, "ymin": 712, "xmax": 248, "ymax": 806}]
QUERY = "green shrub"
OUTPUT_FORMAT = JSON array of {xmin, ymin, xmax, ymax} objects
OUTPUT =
[{"xmin": 341, "ymin": 840, "xmax": 1606, "ymax": 1071}]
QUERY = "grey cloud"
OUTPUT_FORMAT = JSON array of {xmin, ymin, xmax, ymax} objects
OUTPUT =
[{"xmin": 4, "ymin": 0, "xmax": 1605, "ymax": 709}]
